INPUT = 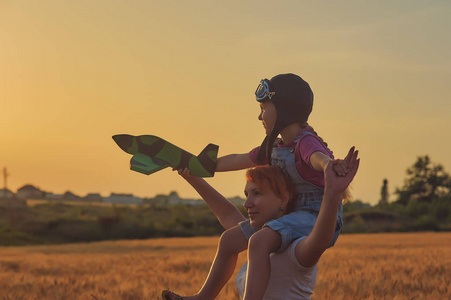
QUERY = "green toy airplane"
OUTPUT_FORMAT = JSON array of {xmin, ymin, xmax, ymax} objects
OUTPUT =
[{"xmin": 112, "ymin": 134, "xmax": 219, "ymax": 177}]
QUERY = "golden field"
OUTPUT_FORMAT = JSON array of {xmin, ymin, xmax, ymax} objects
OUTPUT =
[{"xmin": 0, "ymin": 232, "xmax": 449, "ymax": 300}]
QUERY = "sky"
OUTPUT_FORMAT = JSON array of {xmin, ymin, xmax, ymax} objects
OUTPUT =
[{"xmin": 1, "ymin": 0, "xmax": 450, "ymax": 205}]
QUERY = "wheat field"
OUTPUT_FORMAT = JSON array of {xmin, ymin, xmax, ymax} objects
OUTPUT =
[{"xmin": 0, "ymin": 232, "xmax": 449, "ymax": 299}]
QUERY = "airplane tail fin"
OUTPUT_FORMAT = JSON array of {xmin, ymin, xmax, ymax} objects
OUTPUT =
[{"xmin": 197, "ymin": 143, "xmax": 219, "ymax": 177}]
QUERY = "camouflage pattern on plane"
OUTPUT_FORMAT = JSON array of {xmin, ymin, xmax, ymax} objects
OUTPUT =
[{"xmin": 113, "ymin": 134, "xmax": 219, "ymax": 177}]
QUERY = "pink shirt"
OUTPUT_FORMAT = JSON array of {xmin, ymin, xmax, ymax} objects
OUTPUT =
[{"xmin": 249, "ymin": 128, "xmax": 334, "ymax": 188}]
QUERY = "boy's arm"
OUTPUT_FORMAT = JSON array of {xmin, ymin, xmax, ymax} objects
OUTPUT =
[
  {"xmin": 178, "ymin": 169, "xmax": 246, "ymax": 229},
  {"xmin": 295, "ymin": 147, "xmax": 359, "ymax": 267},
  {"xmin": 215, "ymin": 153, "xmax": 256, "ymax": 172}
]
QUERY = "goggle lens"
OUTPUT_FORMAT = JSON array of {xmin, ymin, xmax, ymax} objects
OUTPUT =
[{"xmin": 255, "ymin": 79, "xmax": 275, "ymax": 102}]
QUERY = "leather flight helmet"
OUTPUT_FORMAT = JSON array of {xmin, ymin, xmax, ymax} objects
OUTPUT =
[{"xmin": 255, "ymin": 73, "xmax": 313, "ymax": 164}]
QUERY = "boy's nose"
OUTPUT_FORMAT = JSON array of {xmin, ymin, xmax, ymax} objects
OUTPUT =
[
  {"xmin": 258, "ymin": 112, "xmax": 263, "ymax": 120},
  {"xmin": 244, "ymin": 198, "xmax": 253, "ymax": 208}
]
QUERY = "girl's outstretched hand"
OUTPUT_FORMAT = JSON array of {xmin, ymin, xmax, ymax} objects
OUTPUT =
[
  {"xmin": 176, "ymin": 167, "xmax": 202, "ymax": 184},
  {"xmin": 332, "ymin": 159, "xmax": 348, "ymax": 176},
  {"xmin": 177, "ymin": 167, "xmax": 192, "ymax": 179},
  {"xmin": 325, "ymin": 147, "xmax": 359, "ymax": 194},
  {"xmin": 331, "ymin": 146, "xmax": 357, "ymax": 176}
]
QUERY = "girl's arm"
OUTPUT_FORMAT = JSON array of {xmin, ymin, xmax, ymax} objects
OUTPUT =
[
  {"xmin": 310, "ymin": 151, "xmax": 348, "ymax": 176},
  {"xmin": 215, "ymin": 153, "xmax": 257, "ymax": 172},
  {"xmin": 309, "ymin": 151, "xmax": 332, "ymax": 172},
  {"xmin": 178, "ymin": 169, "xmax": 246, "ymax": 229},
  {"xmin": 295, "ymin": 147, "xmax": 359, "ymax": 267}
]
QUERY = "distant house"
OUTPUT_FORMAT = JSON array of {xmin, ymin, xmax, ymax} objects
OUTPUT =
[
  {"xmin": 63, "ymin": 191, "xmax": 81, "ymax": 201},
  {"xmin": 0, "ymin": 188, "xmax": 15, "ymax": 199},
  {"xmin": 0, "ymin": 188, "xmax": 25, "ymax": 208},
  {"xmin": 45, "ymin": 193, "xmax": 63, "ymax": 200},
  {"xmin": 104, "ymin": 193, "xmax": 143, "ymax": 205},
  {"xmin": 145, "ymin": 194, "xmax": 168, "ymax": 205},
  {"xmin": 167, "ymin": 191, "xmax": 182, "ymax": 205},
  {"xmin": 16, "ymin": 184, "xmax": 44, "ymax": 199},
  {"xmin": 165, "ymin": 191, "xmax": 202, "ymax": 205},
  {"xmin": 144, "ymin": 191, "xmax": 204, "ymax": 206},
  {"xmin": 84, "ymin": 193, "xmax": 103, "ymax": 202}
]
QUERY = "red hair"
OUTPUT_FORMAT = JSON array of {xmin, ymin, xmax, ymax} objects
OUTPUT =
[{"xmin": 245, "ymin": 166, "xmax": 296, "ymax": 212}]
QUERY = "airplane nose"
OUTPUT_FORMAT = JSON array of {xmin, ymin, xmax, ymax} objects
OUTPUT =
[{"xmin": 112, "ymin": 134, "xmax": 134, "ymax": 152}]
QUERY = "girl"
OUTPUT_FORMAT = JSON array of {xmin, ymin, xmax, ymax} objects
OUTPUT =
[
  {"xmin": 164, "ymin": 74, "xmax": 352, "ymax": 299},
  {"xmin": 163, "ymin": 148, "xmax": 359, "ymax": 299}
]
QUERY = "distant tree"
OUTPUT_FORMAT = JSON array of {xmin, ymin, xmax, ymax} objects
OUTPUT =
[
  {"xmin": 379, "ymin": 178, "xmax": 389, "ymax": 206},
  {"xmin": 395, "ymin": 155, "xmax": 451, "ymax": 205}
]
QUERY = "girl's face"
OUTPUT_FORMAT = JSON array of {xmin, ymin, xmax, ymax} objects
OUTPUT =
[
  {"xmin": 244, "ymin": 181, "xmax": 286, "ymax": 228},
  {"xmin": 258, "ymin": 101, "xmax": 276, "ymax": 136}
]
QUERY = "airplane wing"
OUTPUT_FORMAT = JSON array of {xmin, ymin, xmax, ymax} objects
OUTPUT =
[{"xmin": 130, "ymin": 153, "xmax": 170, "ymax": 175}]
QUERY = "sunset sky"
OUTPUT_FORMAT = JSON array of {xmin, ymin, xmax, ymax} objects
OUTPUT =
[{"xmin": 1, "ymin": 1, "xmax": 450, "ymax": 205}]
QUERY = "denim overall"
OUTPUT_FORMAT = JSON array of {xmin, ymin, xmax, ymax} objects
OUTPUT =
[{"xmin": 239, "ymin": 132, "xmax": 343, "ymax": 252}]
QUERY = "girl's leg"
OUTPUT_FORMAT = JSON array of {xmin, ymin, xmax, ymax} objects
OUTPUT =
[
  {"xmin": 244, "ymin": 227, "xmax": 281, "ymax": 300},
  {"xmin": 167, "ymin": 225, "xmax": 248, "ymax": 300}
]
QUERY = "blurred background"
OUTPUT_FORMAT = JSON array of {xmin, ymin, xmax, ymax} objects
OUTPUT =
[{"xmin": 1, "ymin": 0, "xmax": 450, "ymax": 205}]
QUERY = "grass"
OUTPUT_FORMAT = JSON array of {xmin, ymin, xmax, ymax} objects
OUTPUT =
[{"xmin": 0, "ymin": 232, "xmax": 449, "ymax": 299}]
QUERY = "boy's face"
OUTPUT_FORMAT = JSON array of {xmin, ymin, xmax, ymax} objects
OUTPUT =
[{"xmin": 258, "ymin": 101, "xmax": 276, "ymax": 136}]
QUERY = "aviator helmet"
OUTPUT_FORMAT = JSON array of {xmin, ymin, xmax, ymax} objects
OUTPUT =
[{"xmin": 255, "ymin": 73, "xmax": 313, "ymax": 164}]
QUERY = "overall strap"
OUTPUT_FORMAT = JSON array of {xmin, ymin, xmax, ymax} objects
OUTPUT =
[{"xmin": 294, "ymin": 130, "xmax": 313, "ymax": 144}]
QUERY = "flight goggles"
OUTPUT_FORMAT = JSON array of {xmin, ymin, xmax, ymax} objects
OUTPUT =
[{"xmin": 255, "ymin": 79, "xmax": 275, "ymax": 102}]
